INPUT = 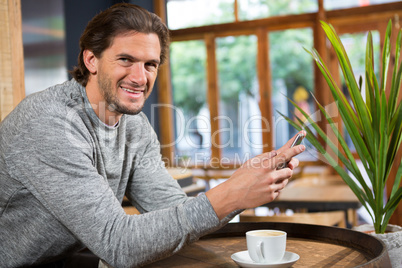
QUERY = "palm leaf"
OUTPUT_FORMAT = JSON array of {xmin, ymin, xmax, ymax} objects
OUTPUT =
[
  {"xmin": 388, "ymin": 28, "xmax": 402, "ymax": 117},
  {"xmin": 283, "ymin": 20, "xmax": 402, "ymax": 233},
  {"xmin": 313, "ymin": 96, "xmax": 374, "ymax": 204},
  {"xmin": 307, "ymin": 48, "xmax": 376, "ymax": 173},
  {"xmin": 320, "ymin": 22, "xmax": 375, "ymax": 156},
  {"xmin": 279, "ymin": 109, "xmax": 374, "ymax": 221}
]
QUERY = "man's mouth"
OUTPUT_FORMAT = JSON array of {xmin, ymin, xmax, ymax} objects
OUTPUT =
[{"xmin": 121, "ymin": 87, "xmax": 143, "ymax": 94}]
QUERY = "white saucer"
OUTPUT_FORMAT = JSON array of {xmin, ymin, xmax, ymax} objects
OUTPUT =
[{"xmin": 231, "ymin": 251, "xmax": 300, "ymax": 268}]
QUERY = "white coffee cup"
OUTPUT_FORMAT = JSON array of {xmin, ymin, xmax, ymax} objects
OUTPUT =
[{"xmin": 246, "ymin": 230, "xmax": 286, "ymax": 264}]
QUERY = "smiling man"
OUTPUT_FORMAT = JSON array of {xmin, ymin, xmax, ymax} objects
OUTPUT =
[
  {"xmin": 84, "ymin": 32, "xmax": 160, "ymax": 125},
  {"xmin": 0, "ymin": 3, "xmax": 305, "ymax": 268}
]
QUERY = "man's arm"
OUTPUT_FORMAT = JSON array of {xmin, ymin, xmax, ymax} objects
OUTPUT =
[{"xmin": 5, "ymin": 113, "xmax": 227, "ymax": 267}]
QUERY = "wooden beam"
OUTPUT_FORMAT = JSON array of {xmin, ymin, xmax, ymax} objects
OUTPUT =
[
  {"xmin": 153, "ymin": 0, "xmax": 175, "ymax": 165},
  {"xmin": 313, "ymin": 0, "xmax": 331, "ymax": 152},
  {"xmin": 256, "ymin": 28, "xmax": 273, "ymax": 153},
  {"xmin": 234, "ymin": 0, "xmax": 239, "ymax": 23},
  {"xmin": 0, "ymin": 0, "xmax": 25, "ymax": 121},
  {"xmin": 171, "ymin": 13, "xmax": 316, "ymax": 42},
  {"xmin": 205, "ymin": 34, "xmax": 222, "ymax": 162}
]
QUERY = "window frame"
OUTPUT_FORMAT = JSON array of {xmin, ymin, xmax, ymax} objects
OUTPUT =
[{"xmin": 155, "ymin": 0, "xmax": 402, "ymax": 166}]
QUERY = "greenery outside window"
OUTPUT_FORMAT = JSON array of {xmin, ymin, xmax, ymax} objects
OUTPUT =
[
  {"xmin": 170, "ymin": 40, "xmax": 210, "ymax": 164},
  {"xmin": 238, "ymin": 0, "xmax": 318, "ymax": 21},
  {"xmin": 165, "ymin": 0, "xmax": 402, "ymax": 167},
  {"xmin": 167, "ymin": 0, "xmax": 235, "ymax": 30},
  {"xmin": 324, "ymin": 0, "xmax": 401, "ymax": 10},
  {"xmin": 216, "ymin": 35, "xmax": 262, "ymax": 161}
]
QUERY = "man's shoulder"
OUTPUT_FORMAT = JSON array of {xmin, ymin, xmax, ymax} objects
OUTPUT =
[
  {"xmin": 0, "ymin": 80, "xmax": 85, "ymax": 136},
  {"xmin": 28, "ymin": 79, "xmax": 83, "ymax": 108},
  {"xmin": 15, "ymin": 80, "xmax": 83, "ymax": 117}
]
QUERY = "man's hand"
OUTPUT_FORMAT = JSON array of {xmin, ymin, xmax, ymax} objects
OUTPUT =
[{"xmin": 205, "ymin": 131, "xmax": 306, "ymax": 220}]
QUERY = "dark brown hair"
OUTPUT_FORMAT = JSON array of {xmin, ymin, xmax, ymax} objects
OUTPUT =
[{"xmin": 70, "ymin": 3, "xmax": 170, "ymax": 86}]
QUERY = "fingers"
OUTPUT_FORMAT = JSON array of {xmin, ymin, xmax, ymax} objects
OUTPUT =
[
  {"xmin": 277, "ymin": 130, "xmax": 306, "ymax": 154},
  {"xmin": 252, "ymin": 150, "xmax": 278, "ymax": 161},
  {"xmin": 242, "ymin": 150, "xmax": 277, "ymax": 169},
  {"xmin": 267, "ymin": 177, "xmax": 290, "ymax": 202},
  {"xmin": 287, "ymin": 157, "xmax": 300, "ymax": 170},
  {"xmin": 275, "ymin": 144, "xmax": 305, "ymax": 170}
]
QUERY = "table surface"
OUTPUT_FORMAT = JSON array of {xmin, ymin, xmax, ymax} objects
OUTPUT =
[
  {"xmin": 147, "ymin": 237, "xmax": 367, "ymax": 267},
  {"xmin": 278, "ymin": 184, "xmax": 358, "ymax": 202},
  {"xmin": 267, "ymin": 178, "xmax": 361, "ymax": 211},
  {"xmin": 144, "ymin": 222, "xmax": 390, "ymax": 267}
]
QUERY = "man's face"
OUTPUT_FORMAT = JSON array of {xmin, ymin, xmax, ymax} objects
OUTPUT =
[{"xmin": 91, "ymin": 31, "xmax": 161, "ymax": 118}]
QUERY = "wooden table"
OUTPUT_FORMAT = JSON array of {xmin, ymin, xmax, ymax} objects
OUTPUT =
[
  {"xmin": 266, "ymin": 178, "xmax": 361, "ymax": 226},
  {"xmin": 144, "ymin": 222, "xmax": 390, "ymax": 267}
]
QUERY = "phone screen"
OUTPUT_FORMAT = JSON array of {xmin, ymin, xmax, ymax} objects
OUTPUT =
[
  {"xmin": 277, "ymin": 133, "xmax": 305, "ymax": 169},
  {"xmin": 290, "ymin": 133, "xmax": 304, "ymax": 148}
]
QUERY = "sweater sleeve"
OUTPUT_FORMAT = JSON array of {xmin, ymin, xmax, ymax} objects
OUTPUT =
[
  {"xmin": 5, "ymin": 111, "xmax": 236, "ymax": 267},
  {"xmin": 124, "ymin": 118, "xmax": 194, "ymax": 213}
]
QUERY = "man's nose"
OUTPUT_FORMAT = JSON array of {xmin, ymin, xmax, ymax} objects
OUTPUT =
[{"xmin": 128, "ymin": 63, "xmax": 147, "ymax": 86}]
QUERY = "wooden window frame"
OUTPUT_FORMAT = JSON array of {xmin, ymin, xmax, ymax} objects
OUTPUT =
[
  {"xmin": 0, "ymin": 0, "xmax": 25, "ymax": 121},
  {"xmin": 155, "ymin": 0, "xmax": 402, "ymax": 168}
]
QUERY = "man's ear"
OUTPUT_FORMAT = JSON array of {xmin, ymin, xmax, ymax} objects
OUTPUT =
[{"xmin": 83, "ymin": 50, "xmax": 98, "ymax": 74}]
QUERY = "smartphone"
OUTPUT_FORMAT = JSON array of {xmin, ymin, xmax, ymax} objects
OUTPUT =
[
  {"xmin": 277, "ymin": 133, "xmax": 305, "ymax": 169},
  {"xmin": 289, "ymin": 133, "xmax": 305, "ymax": 148}
]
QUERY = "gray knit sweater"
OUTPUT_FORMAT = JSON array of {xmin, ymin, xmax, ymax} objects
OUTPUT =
[{"xmin": 0, "ymin": 79, "xmax": 234, "ymax": 267}]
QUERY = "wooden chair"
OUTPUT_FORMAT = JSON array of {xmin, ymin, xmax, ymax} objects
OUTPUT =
[
  {"xmin": 284, "ymin": 175, "xmax": 358, "ymax": 227},
  {"xmin": 123, "ymin": 206, "xmax": 141, "ymax": 215},
  {"xmin": 190, "ymin": 165, "xmax": 238, "ymax": 190},
  {"xmin": 240, "ymin": 209, "xmax": 346, "ymax": 228},
  {"xmin": 289, "ymin": 175, "xmax": 346, "ymax": 187},
  {"xmin": 292, "ymin": 161, "xmax": 335, "ymax": 180}
]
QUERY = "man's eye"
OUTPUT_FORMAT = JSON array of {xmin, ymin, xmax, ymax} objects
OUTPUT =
[
  {"xmin": 120, "ymin": 58, "xmax": 129, "ymax": 62},
  {"xmin": 146, "ymin": 63, "xmax": 158, "ymax": 70}
]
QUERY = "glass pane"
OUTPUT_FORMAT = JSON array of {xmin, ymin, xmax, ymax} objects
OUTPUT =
[
  {"xmin": 216, "ymin": 35, "xmax": 262, "ymax": 161},
  {"xmin": 170, "ymin": 40, "xmax": 210, "ymax": 164},
  {"xmin": 339, "ymin": 31, "xmax": 380, "ymax": 152},
  {"xmin": 167, "ymin": 0, "xmax": 235, "ymax": 30},
  {"xmin": 238, "ymin": 0, "xmax": 317, "ymax": 21},
  {"xmin": 324, "ymin": 0, "xmax": 400, "ymax": 10},
  {"xmin": 269, "ymin": 28, "xmax": 315, "ymax": 160},
  {"xmin": 21, "ymin": 0, "xmax": 67, "ymax": 96}
]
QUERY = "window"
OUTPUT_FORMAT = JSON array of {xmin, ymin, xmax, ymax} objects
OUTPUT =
[
  {"xmin": 170, "ymin": 40, "xmax": 210, "ymax": 163},
  {"xmin": 324, "ymin": 0, "xmax": 400, "ymax": 10},
  {"xmin": 216, "ymin": 35, "xmax": 261, "ymax": 160},
  {"xmin": 238, "ymin": 0, "xmax": 317, "ymax": 21},
  {"xmin": 21, "ymin": 0, "xmax": 67, "ymax": 96},
  {"xmin": 167, "ymin": 0, "xmax": 235, "ymax": 30},
  {"xmin": 269, "ymin": 28, "xmax": 315, "ymax": 160},
  {"xmin": 164, "ymin": 0, "xmax": 400, "ymax": 165}
]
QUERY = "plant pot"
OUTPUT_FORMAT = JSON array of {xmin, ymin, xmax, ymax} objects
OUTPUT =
[{"xmin": 353, "ymin": 224, "xmax": 402, "ymax": 268}]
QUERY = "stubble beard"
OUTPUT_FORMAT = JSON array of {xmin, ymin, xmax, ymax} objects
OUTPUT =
[{"xmin": 98, "ymin": 75, "xmax": 147, "ymax": 116}]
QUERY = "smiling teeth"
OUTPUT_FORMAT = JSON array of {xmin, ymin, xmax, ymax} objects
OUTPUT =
[{"xmin": 122, "ymin": 87, "xmax": 142, "ymax": 94}]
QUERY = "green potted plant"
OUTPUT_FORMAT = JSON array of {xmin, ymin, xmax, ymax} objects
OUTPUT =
[{"xmin": 280, "ymin": 20, "xmax": 402, "ymax": 266}]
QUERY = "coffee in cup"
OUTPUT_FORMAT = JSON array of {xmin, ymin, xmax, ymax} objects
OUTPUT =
[{"xmin": 246, "ymin": 230, "xmax": 286, "ymax": 264}]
